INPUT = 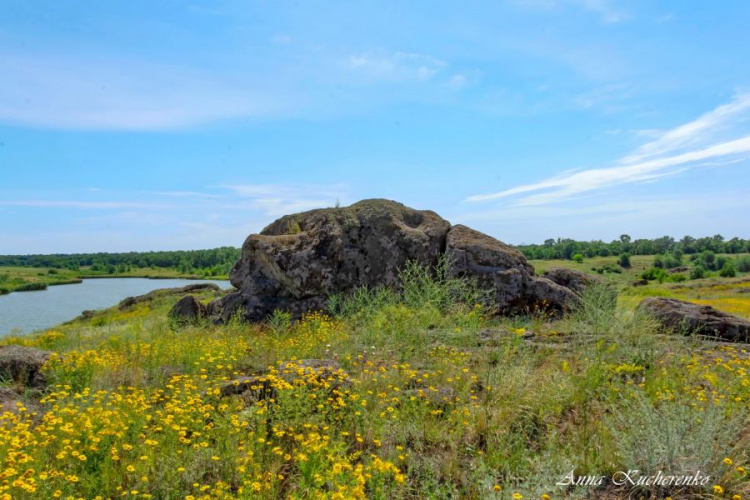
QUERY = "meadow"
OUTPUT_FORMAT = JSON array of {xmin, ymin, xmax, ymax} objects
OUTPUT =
[{"xmin": 1, "ymin": 260, "xmax": 749, "ymax": 499}]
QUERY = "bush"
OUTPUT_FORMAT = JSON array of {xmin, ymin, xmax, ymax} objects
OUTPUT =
[
  {"xmin": 618, "ymin": 252, "xmax": 631, "ymax": 268},
  {"xmin": 0, "ymin": 287, "xmax": 9, "ymax": 295},
  {"xmin": 736, "ymin": 255, "xmax": 750, "ymax": 272},
  {"xmin": 572, "ymin": 253, "xmax": 584, "ymax": 263},
  {"xmin": 641, "ymin": 267, "xmax": 668, "ymax": 283},
  {"xmin": 719, "ymin": 260, "xmax": 736, "ymax": 278},
  {"xmin": 15, "ymin": 282, "xmax": 48, "ymax": 292},
  {"xmin": 690, "ymin": 265, "xmax": 707, "ymax": 280},
  {"xmin": 653, "ymin": 253, "xmax": 681, "ymax": 269},
  {"xmin": 592, "ymin": 263, "xmax": 622, "ymax": 274},
  {"xmin": 607, "ymin": 394, "xmax": 745, "ymax": 499}
]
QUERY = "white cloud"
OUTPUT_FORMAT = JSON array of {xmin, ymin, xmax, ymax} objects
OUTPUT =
[
  {"xmin": 445, "ymin": 74, "xmax": 467, "ymax": 89},
  {"xmin": 467, "ymin": 93, "xmax": 750, "ymax": 205},
  {"xmin": 346, "ymin": 51, "xmax": 446, "ymax": 82},
  {"xmin": 621, "ymin": 92, "xmax": 750, "ymax": 163},
  {"xmin": 219, "ymin": 184, "xmax": 348, "ymax": 216},
  {"xmin": 453, "ymin": 192, "xmax": 750, "ymax": 244}
]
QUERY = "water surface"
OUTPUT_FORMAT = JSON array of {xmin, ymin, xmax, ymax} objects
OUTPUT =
[{"xmin": 0, "ymin": 278, "xmax": 230, "ymax": 336}]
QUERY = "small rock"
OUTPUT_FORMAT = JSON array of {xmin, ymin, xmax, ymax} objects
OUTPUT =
[
  {"xmin": 120, "ymin": 283, "xmax": 220, "ymax": 310},
  {"xmin": 0, "ymin": 387, "xmax": 42, "ymax": 416},
  {"xmin": 542, "ymin": 267, "xmax": 602, "ymax": 294},
  {"xmin": 638, "ymin": 297, "xmax": 750, "ymax": 342},
  {"xmin": 0, "ymin": 345, "xmax": 53, "ymax": 388},
  {"xmin": 219, "ymin": 359, "xmax": 348, "ymax": 400},
  {"xmin": 169, "ymin": 296, "xmax": 208, "ymax": 325},
  {"xmin": 667, "ymin": 266, "xmax": 690, "ymax": 274},
  {"xmin": 402, "ymin": 386, "xmax": 457, "ymax": 408}
]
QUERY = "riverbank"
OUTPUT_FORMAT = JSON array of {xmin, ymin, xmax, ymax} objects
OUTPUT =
[
  {"xmin": 0, "ymin": 265, "xmax": 229, "ymax": 295},
  {"xmin": 0, "ymin": 277, "xmax": 231, "ymax": 336}
]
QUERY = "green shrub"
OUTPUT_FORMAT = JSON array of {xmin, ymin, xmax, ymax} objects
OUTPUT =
[
  {"xmin": 400, "ymin": 256, "xmax": 486, "ymax": 313},
  {"xmin": 572, "ymin": 253, "xmax": 584, "ymax": 263},
  {"xmin": 690, "ymin": 265, "xmax": 707, "ymax": 280},
  {"xmin": 618, "ymin": 252, "xmax": 631, "ymax": 268},
  {"xmin": 15, "ymin": 282, "xmax": 48, "ymax": 292},
  {"xmin": 0, "ymin": 287, "xmax": 9, "ymax": 295},
  {"xmin": 719, "ymin": 260, "xmax": 736, "ymax": 278},
  {"xmin": 641, "ymin": 267, "xmax": 668, "ymax": 283},
  {"xmin": 736, "ymin": 255, "xmax": 750, "ymax": 272},
  {"xmin": 592, "ymin": 263, "xmax": 622, "ymax": 274},
  {"xmin": 607, "ymin": 393, "xmax": 745, "ymax": 499},
  {"xmin": 653, "ymin": 253, "xmax": 681, "ymax": 269}
]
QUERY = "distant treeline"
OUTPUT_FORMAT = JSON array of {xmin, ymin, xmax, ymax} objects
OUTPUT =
[
  {"xmin": 0, "ymin": 247, "xmax": 241, "ymax": 277},
  {"xmin": 517, "ymin": 235, "xmax": 750, "ymax": 260}
]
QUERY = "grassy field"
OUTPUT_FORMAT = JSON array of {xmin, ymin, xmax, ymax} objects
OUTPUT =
[
  {"xmin": 1, "ymin": 264, "xmax": 749, "ymax": 499},
  {"xmin": 0, "ymin": 266, "xmax": 223, "ymax": 295},
  {"xmin": 532, "ymin": 254, "xmax": 750, "ymax": 315}
]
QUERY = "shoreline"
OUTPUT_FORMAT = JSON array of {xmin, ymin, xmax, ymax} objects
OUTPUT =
[{"xmin": 1, "ymin": 275, "xmax": 230, "ymax": 296}]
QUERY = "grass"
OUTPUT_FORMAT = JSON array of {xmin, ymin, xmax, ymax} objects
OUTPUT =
[
  {"xmin": 0, "ymin": 265, "xmax": 227, "ymax": 294},
  {"xmin": 530, "ymin": 253, "xmax": 750, "ymax": 286},
  {"xmin": 0, "ymin": 265, "xmax": 749, "ymax": 499}
]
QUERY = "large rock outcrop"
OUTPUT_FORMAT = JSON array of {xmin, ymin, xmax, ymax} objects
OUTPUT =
[
  {"xmin": 208, "ymin": 199, "xmax": 577, "ymax": 322},
  {"xmin": 638, "ymin": 297, "xmax": 750, "ymax": 342}
]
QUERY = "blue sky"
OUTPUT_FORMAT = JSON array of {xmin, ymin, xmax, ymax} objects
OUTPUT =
[{"xmin": 1, "ymin": 0, "xmax": 750, "ymax": 253}]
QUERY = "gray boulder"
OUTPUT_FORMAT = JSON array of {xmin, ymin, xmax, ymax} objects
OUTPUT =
[
  {"xmin": 638, "ymin": 297, "xmax": 750, "ymax": 342},
  {"xmin": 0, "ymin": 345, "xmax": 53, "ymax": 388},
  {"xmin": 543, "ymin": 266, "xmax": 602, "ymax": 294},
  {"xmin": 169, "ymin": 295, "xmax": 208, "ymax": 325},
  {"xmin": 208, "ymin": 199, "xmax": 577, "ymax": 322},
  {"xmin": 210, "ymin": 199, "xmax": 451, "ymax": 322}
]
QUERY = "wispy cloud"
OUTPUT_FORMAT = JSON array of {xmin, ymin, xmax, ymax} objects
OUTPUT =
[
  {"xmin": 622, "ymin": 92, "xmax": 750, "ymax": 163},
  {"xmin": 346, "ymin": 51, "xmax": 446, "ymax": 82},
  {"xmin": 509, "ymin": 0, "xmax": 629, "ymax": 23},
  {"xmin": 220, "ymin": 184, "xmax": 348, "ymax": 216},
  {"xmin": 467, "ymin": 93, "xmax": 750, "ymax": 205}
]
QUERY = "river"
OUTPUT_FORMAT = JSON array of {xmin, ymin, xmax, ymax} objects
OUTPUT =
[{"xmin": 0, "ymin": 278, "xmax": 231, "ymax": 336}]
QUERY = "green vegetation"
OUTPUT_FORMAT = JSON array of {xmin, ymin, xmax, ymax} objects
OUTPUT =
[
  {"xmin": 0, "ymin": 247, "xmax": 239, "ymax": 293},
  {"xmin": 0, "ymin": 247, "xmax": 240, "ymax": 276},
  {"xmin": 519, "ymin": 234, "xmax": 749, "ymax": 260},
  {"xmin": 13, "ymin": 282, "xmax": 49, "ymax": 292},
  {"xmin": 1, "ymin": 262, "xmax": 749, "ymax": 499}
]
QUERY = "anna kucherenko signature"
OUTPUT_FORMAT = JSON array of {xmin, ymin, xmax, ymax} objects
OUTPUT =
[{"xmin": 557, "ymin": 469, "xmax": 711, "ymax": 487}]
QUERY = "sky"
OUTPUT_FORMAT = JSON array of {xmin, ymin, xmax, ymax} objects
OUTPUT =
[{"xmin": 1, "ymin": 0, "xmax": 750, "ymax": 254}]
